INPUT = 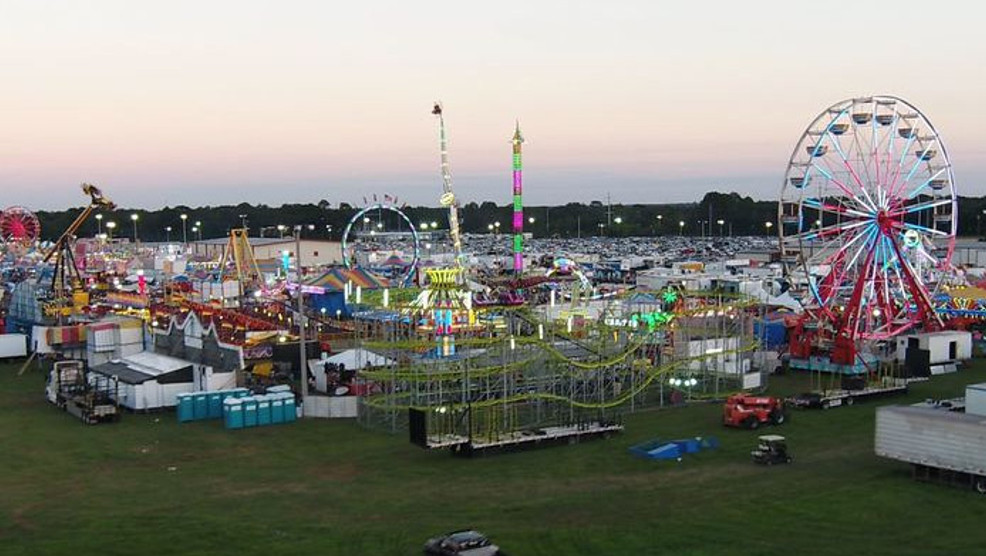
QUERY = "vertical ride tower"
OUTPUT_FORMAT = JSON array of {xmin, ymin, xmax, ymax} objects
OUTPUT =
[
  {"xmin": 512, "ymin": 121, "xmax": 525, "ymax": 273},
  {"xmin": 432, "ymin": 103, "xmax": 464, "ymax": 266}
]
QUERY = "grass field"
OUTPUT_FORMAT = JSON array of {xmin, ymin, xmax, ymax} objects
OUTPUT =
[{"xmin": 4, "ymin": 361, "xmax": 986, "ymax": 555}]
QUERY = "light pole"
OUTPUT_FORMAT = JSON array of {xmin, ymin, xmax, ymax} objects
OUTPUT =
[
  {"xmin": 597, "ymin": 222, "xmax": 604, "ymax": 237},
  {"xmin": 195, "ymin": 221, "xmax": 202, "ymax": 241},
  {"xmin": 678, "ymin": 220, "xmax": 685, "ymax": 236},
  {"xmin": 764, "ymin": 221, "xmax": 774, "ymax": 236},
  {"xmin": 238, "ymin": 214, "xmax": 248, "ymax": 229},
  {"xmin": 656, "ymin": 214, "xmax": 662, "ymax": 235},
  {"xmin": 180, "ymin": 213, "xmax": 188, "ymax": 244},
  {"xmin": 278, "ymin": 224, "xmax": 286, "ymax": 238},
  {"xmin": 95, "ymin": 213, "xmax": 103, "ymax": 236},
  {"xmin": 295, "ymin": 224, "xmax": 308, "ymax": 406},
  {"xmin": 191, "ymin": 226, "xmax": 199, "ymax": 241},
  {"xmin": 487, "ymin": 223, "xmax": 494, "ymax": 234},
  {"xmin": 166, "ymin": 226, "xmax": 172, "ymax": 242},
  {"xmin": 717, "ymin": 219, "xmax": 725, "ymax": 237},
  {"xmin": 106, "ymin": 221, "xmax": 117, "ymax": 240},
  {"xmin": 979, "ymin": 209, "xmax": 986, "ymax": 237},
  {"xmin": 130, "ymin": 213, "xmax": 139, "ymax": 243},
  {"xmin": 494, "ymin": 221, "xmax": 500, "ymax": 235}
]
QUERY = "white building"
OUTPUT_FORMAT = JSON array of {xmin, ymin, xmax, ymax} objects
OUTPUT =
[
  {"xmin": 89, "ymin": 352, "xmax": 205, "ymax": 411},
  {"xmin": 191, "ymin": 237, "xmax": 343, "ymax": 267}
]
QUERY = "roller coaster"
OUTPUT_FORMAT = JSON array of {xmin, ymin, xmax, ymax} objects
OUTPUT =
[{"xmin": 353, "ymin": 287, "xmax": 760, "ymax": 454}]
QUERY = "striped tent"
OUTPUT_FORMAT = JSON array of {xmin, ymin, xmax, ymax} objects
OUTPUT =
[{"xmin": 304, "ymin": 267, "xmax": 390, "ymax": 292}]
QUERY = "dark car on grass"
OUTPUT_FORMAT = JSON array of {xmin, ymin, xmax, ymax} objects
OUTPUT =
[{"xmin": 424, "ymin": 530, "xmax": 502, "ymax": 555}]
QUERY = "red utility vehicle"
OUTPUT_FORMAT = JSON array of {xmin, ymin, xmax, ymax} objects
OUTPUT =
[{"xmin": 723, "ymin": 394, "xmax": 787, "ymax": 429}]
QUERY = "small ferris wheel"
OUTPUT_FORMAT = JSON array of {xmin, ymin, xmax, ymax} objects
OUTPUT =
[{"xmin": 0, "ymin": 206, "xmax": 41, "ymax": 246}]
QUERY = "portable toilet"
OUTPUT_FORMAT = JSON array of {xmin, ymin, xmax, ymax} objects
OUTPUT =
[
  {"xmin": 207, "ymin": 391, "xmax": 224, "ymax": 419},
  {"xmin": 242, "ymin": 396, "xmax": 258, "ymax": 427},
  {"xmin": 267, "ymin": 384, "xmax": 291, "ymax": 394},
  {"xmin": 193, "ymin": 392, "xmax": 209, "ymax": 420},
  {"xmin": 269, "ymin": 394, "xmax": 285, "ymax": 424},
  {"xmin": 283, "ymin": 394, "xmax": 297, "ymax": 422},
  {"xmin": 223, "ymin": 398, "xmax": 244, "ymax": 429},
  {"xmin": 256, "ymin": 395, "xmax": 272, "ymax": 426},
  {"xmin": 176, "ymin": 393, "xmax": 194, "ymax": 423},
  {"xmin": 234, "ymin": 388, "xmax": 251, "ymax": 398}
]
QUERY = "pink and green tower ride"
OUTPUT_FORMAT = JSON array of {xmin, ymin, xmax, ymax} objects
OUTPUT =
[{"xmin": 512, "ymin": 121, "xmax": 525, "ymax": 273}]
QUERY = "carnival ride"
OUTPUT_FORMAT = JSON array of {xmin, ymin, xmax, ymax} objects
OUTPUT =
[
  {"xmin": 217, "ymin": 228, "xmax": 264, "ymax": 300},
  {"xmin": 511, "ymin": 121, "xmax": 525, "ymax": 273},
  {"xmin": 354, "ymin": 274, "xmax": 760, "ymax": 453},
  {"xmin": 0, "ymin": 206, "xmax": 41, "ymax": 248},
  {"xmin": 341, "ymin": 202, "xmax": 420, "ymax": 287},
  {"xmin": 432, "ymin": 103, "xmax": 464, "ymax": 266},
  {"xmin": 778, "ymin": 96, "xmax": 956, "ymax": 369},
  {"xmin": 41, "ymin": 184, "xmax": 116, "ymax": 318}
]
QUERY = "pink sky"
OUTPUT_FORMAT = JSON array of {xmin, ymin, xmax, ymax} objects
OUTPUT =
[{"xmin": 0, "ymin": 0, "xmax": 983, "ymax": 210}]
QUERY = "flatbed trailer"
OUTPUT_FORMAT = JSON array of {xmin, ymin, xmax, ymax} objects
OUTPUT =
[
  {"xmin": 46, "ymin": 360, "xmax": 121, "ymax": 425},
  {"xmin": 788, "ymin": 382, "xmax": 908, "ymax": 410}
]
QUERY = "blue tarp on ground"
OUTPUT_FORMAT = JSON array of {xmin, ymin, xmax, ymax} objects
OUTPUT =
[{"xmin": 629, "ymin": 436, "xmax": 720, "ymax": 460}]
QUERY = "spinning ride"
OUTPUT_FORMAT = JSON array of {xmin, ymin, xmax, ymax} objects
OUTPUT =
[{"xmin": 779, "ymin": 96, "xmax": 955, "ymax": 364}]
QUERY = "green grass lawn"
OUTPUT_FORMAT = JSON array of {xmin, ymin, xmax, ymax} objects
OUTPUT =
[{"xmin": 4, "ymin": 361, "xmax": 986, "ymax": 555}]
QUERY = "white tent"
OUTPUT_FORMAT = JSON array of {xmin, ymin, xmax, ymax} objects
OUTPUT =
[
  {"xmin": 307, "ymin": 348, "xmax": 395, "ymax": 393},
  {"xmin": 324, "ymin": 348, "xmax": 395, "ymax": 371}
]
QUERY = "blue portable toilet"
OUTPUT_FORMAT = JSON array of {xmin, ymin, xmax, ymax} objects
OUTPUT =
[
  {"xmin": 267, "ymin": 384, "xmax": 291, "ymax": 394},
  {"xmin": 282, "ymin": 394, "xmax": 297, "ymax": 422},
  {"xmin": 242, "ymin": 396, "xmax": 258, "ymax": 427},
  {"xmin": 256, "ymin": 395, "xmax": 272, "ymax": 426},
  {"xmin": 217, "ymin": 389, "xmax": 233, "ymax": 405},
  {"xmin": 223, "ymin": 398, "xmax": 244, "ymax": 429},
  {"xmin": 192, "ymin": 392, "xmax": 209, "ymax": 420},
  {"xmin": 234, "ymin": 388, "xmax": 250, "ymax": 398},
  {"xmin": 207, "ymin": 391, "xmax": 224, "ymax": 419},
  {"xmin": 269, "ymin": 394, "xmax": 285, "ymax": 424},
  {"xmin": 176, "ymin": 393, "xmax": 194, "ymax": 423}
]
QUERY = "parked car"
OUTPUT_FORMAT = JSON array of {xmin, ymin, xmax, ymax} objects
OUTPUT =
[{"xmin": 424, "ymin": 530, "xmax": 502, "ymax": 555}]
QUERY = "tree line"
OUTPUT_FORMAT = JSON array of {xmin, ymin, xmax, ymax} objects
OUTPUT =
[{"xmin": 32, "ymin": 192, "xmax": 986, "ymax": 242}]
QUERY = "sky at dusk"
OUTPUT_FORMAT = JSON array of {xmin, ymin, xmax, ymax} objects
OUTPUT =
[{"xmin": 0, "ymin": 0, "xmax": 983, "ymax": 210}]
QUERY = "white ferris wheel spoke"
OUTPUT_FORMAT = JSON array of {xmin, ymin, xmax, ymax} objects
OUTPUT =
[
  {"xmin": 905, "ymin": 166, "xmax": 948, "ymax": 200},
  {"xmin": 826, "ymin": 131, "xmax": 878, "ymax": 212}
]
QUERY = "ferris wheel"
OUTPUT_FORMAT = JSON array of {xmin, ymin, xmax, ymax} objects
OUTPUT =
[
  {"xmin": 0, "ymin": 206, "xmax": 41, "ymax": 246},
  {"xmin": 779, "ymin": 96, "xmax": 955, "ymax": 341}
]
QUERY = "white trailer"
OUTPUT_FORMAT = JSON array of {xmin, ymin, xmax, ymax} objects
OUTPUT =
[
  {"xmin": 875, "ymin": 405, "xmax": 986, "ymax": 493},
  {"xmin": 0, "ymin": 333, "xmax": 28, "ymax": 358},
  {"xmin": 895, "ymin": 331, "xmax": 972, "ymax": 367}
]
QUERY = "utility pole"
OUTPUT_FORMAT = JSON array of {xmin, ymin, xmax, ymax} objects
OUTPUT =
[
  {"xmin": 296, "ymin": 226, "xmax": 307, "ymax": 407},
  {"xmin": 606, "ymin": 192, "xmax": 612, "ymax": 227}
]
